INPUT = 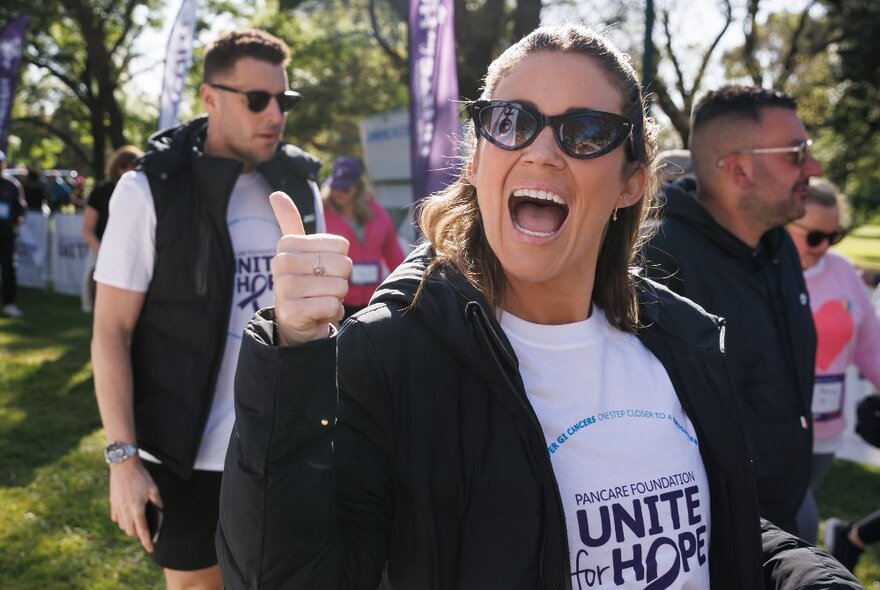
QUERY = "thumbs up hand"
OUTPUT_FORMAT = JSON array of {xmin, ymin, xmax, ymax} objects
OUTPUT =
[{"xmin": 270, "ymin": 191, "xmax": 351, "ymax": 346}]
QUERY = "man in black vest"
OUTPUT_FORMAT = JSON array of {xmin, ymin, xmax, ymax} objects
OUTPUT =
[
  {"xmin": 644, "ymin": 85, "xmax": 821, "ymax": 537},
  {"xmin": 91, "ymin": 29, "xmax": 324, "ymax": 589}
]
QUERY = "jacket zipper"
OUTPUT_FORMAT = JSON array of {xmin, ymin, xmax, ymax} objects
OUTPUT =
[
  {"xmin": 195, "ymin": 209, "xmax": 210, "ymax": 296},
  {"xmin": 717, "ymin": 318, "xmax": 760, "ymax": 588},
  {"xmin": 466, "ymin": 302, "xmax": 570, "ymax": 590}
]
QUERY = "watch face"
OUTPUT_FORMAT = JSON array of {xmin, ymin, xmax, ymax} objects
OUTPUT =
[{"xmin": 105, "ymin": 443, "xmax": 136, "ymax": 464}]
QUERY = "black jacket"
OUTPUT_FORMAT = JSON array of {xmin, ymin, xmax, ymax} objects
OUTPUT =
[
  {"xmin": 217, "ymin": 246, "xmax": 858, "ymax": 589},
  {"xmin": 644, "ymin": 178, "xmax": 817, "ymax": 534},
  {"xmin": 130, "ymin": 117, "xmax": 321, "ymax": 479},
  {"xmin": 0, "ymin": 173, "xmax": 25, "ymax": 232}
]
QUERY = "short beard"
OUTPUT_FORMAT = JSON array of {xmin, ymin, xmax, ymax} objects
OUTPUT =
[{"xmin": 229, "ymin": 141, "xmax": 278, "ymax": 171}]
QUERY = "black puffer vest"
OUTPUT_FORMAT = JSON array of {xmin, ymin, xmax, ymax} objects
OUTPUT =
[{"xmin": 131, "ymin": 116, "xmax": 320, "ymax": 479}]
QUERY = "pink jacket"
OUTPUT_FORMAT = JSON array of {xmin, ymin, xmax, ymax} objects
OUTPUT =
[
  {"xmin": 805, "ymin": 251, "xmax": 880, "ymax": 442},
  {"xmin": 324, "ymin": 199, "xmax": 406, "ymax": 308}
]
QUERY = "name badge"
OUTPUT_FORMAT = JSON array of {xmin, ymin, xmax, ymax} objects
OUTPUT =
[
  {"xmin": 351, "ymin": 262, "xmax": 380, "ymax": 286},
  {"xmin": 0, "ymin": 202, "xmax": 10, "ymax": 221},
  {"xmin": 812, "ymin": 373, "xmax": 845, "ymax": 421}
]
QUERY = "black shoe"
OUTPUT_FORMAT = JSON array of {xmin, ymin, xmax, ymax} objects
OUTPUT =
[{"xmin": 824, "ymin": 517, "xmax": 864, "ymax": 572}]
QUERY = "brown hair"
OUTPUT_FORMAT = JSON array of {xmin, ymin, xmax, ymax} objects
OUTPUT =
[
  {"xmin": 106, "ymin": 145, "xmax": 143, "ymax": 181},
  {"xmin": 321, "ymin": 178, "xmax": 374, "ymax": 226},
  {"xmin": 416, "ymin": 24, "xmax": 660, "ymax": 332},
  {"xmin": 689, "ymin": 85, "xmax": 798, "ymax": 189},
  {"xmin": 203, "ymin": 28, "xmax": 290, "ymax": 82}
]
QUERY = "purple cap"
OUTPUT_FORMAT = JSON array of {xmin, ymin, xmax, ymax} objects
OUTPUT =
[{"xmin": 327, "ymin": 156, "xmax": 363, "ymax": 191}]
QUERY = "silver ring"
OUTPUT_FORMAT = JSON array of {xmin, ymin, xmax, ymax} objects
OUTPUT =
[{"xmin": 312, "ymin": 252, "xmax": 326, "ymax": 277}]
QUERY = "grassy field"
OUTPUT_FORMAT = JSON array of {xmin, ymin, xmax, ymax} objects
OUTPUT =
[
  {"xmin": 1, "ymin": 287, "xmax": 880, "ymax": 587},
  {"xmin": 0, "ymin": 288, "xmax": 163, "ymax": 588},
  {"xmin": 835, "ymin": 224, "xmax": 880, "ymax": 272}
]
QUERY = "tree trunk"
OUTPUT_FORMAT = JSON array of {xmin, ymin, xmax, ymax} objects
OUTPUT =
[
  {"xmin": 513, "ymin": 0, "xmax": 542, "ymax": 41},
  {"xmin": 455, "ymin": 0, "xmax": 506, "ymax": 100},
  {"xmin": 63, "ymin": 0, "xmax": 133, "ymax": 179}
]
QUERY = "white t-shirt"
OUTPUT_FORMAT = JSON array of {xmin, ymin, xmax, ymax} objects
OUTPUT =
[
  {"xmin": 95, "ymin": 169, "xmax": 325, "ymax": 471},
  {"xmin": 500, "ymin": 308, "xmax": 712, "ymax": 589}
]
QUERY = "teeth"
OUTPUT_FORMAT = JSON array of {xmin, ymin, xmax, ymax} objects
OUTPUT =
[
  {"xmin": 513, "ymin": 223, "xmax": 555, "ymax": 238},
  {"xmin": 512, "ymin": 188, "xmax": 566, "ymax": 207}
]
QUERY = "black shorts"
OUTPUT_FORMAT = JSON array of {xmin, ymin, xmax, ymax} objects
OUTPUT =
[{"xmin": 143, "ymin": 461, "xmax": 222, "ymax": 571}]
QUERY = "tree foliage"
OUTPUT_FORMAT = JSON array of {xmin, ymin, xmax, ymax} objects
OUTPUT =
[
  {"xmin": 651, "ymin": 0, "xmax": 733, "ymax": 147},
  {"xmin": 3, "ymin": 0, "xmax": 877, "ymax": 222},
  {"xmin": 378, "ymin": 0, "xmax": 541, "ymax": 101},
  {"xmin": 820, "ymin": 0, "xmax": 880, "ymax": 223},
  {"xmin": 250, "ymin": 0, "xmax": 542, "ymax": 167},
  {"xmin": 1, "ymin": 0, "xmax": 163, "ymax": 179},
  {"xmin": 724, "ymin": 0, "xmax": 880, "ymax": 222}
]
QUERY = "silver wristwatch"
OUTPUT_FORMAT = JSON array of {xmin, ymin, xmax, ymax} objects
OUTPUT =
[{"xmin": 104, "ymin": 442, "xmax": 139, "ymax": 464}]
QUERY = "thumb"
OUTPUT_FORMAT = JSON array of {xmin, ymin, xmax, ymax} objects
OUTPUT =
[{"xmin": 270, "ymin": 191, "xmax": 306, "ymax": 236}]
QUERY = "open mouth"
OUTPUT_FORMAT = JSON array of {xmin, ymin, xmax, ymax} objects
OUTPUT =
[{"xmin": 509, "ymin": 189, "xmax": 569, "ymax": 238}]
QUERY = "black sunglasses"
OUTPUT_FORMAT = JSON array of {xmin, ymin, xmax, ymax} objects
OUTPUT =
[
  {"xmin": 791, "ymin": 222, "xmax": 847, "ymax": 247},
  {"xmin": 468, "ymin": 100, "xmax": 634, "ymax": 159},
  {"xmin": 208, "ymin": 83, "xmax": 301, "ymax": 113}
]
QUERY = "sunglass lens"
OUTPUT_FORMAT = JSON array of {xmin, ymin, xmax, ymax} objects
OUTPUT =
[
  {"xmin": 559, "ymin": 116, "xmax": 623, "ymax": 157},
  {"xmin": 806, "ymin": 230, "xmax": 846, "ymax": 247},
  {"xmin": 246, "ymin": 92, "xmax": 272, "ymax": 112},
  {"xmin": 479, "ymin": 105, "xmax": 536, "ymax": 149},
  {"xmin": 806, "ymin": 232, "xmax": 824, "ymax": 247},
  {"xmin": 278, "ymin": 93, "xmax": 297, "ymax": 113}
]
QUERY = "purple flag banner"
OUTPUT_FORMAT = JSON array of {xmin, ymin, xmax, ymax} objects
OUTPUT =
[
  {"xmin": 0, "ymin": 15, "xmax": 28, "ymax": 153},
  {"xmin": 158, "ymin": 0, "xmax": 198, "ymax": 130},
  {"xmin": 409, "ymin": 0, "xmax": 459, "ymax": 204}
]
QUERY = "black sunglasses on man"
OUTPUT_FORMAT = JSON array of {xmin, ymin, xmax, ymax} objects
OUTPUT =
[{"xmin": 208, "ymin": 83, "xmax": 301, "ymax": 113}]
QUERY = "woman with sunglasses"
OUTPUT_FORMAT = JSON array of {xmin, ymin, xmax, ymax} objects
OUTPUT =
[
  {"xmin": 787, "ymin": 178, "xmax": 880, "ymax": 546},
  {"xmin": 217, "ymin": 24, "xmax": 861, "ymax": 589}
]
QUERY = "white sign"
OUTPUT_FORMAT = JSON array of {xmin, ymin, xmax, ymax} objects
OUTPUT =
[
  {"xmin": 16, "ymin": 211, "xmax": 49, "ymax": 288},
  {"xmin": 359, "ymin": 109, "xmax": 411, "ymax": 183},
  {"xmin": 50, "ymin": 213, "xmax": 89, "ymax": 296}
]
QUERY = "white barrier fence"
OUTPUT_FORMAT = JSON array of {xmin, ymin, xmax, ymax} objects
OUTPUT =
[{"xmin": 15, "ymin": 211, "xmax": 89, "ymax": 297}]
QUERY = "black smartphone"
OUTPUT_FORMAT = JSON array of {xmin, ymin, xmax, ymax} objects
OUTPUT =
[{"xmin": 145, "ymin": 501, "xmax": 164, "ymax": 544}]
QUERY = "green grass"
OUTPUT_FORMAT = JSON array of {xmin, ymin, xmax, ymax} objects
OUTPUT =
[
  {"xmin": 835, "ymin": 224, "xmax": 880, "ymax": 272},
  {"xmin": 2, "ymin": 288, "xmax": 880, "ymax": 587},
  {"xmin": 817, "ymin": 461, "xmax": 880, "ymax": 586},
  {"xmin": 0, "ymin": 288, "xmax": 162, "ymax": 589}
]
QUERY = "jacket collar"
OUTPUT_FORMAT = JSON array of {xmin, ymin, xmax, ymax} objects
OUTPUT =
[
  {"xmin": 662, "ymin": 177, "xmax": 788, "ymax": 266},
  {"xmin": 140, "ymin": 116, "xmax": 320, "ymax": 190},
  {"xmin": 371, "ymin": 244, "xmax": 724, "ymax": 377}
]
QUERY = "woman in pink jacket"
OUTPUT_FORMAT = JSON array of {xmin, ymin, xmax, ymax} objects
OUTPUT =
[
  {"xmin": 788, "ymin": 178, "xmax": 880, "ymax": 547},
  {"xmin": 322, "ymin": 156, "xmax": 406, "ymax": 319}
]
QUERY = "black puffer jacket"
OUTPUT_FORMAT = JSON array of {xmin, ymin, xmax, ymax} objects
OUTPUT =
[
  {"xmin": 130, "ymin": 116, "xmax": 321, "ymax": 479},
  {"xmin": 217, "ymin": 245, "xmax": 858, "ymax": 590},
  {"xmin": 644, "ymin": 178, "xmax": 816, "ymax": 534}
]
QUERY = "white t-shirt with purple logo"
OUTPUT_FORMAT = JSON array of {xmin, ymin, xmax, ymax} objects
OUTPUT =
[
  {"xmin": 500, "ymin": 308, "xmax": 711, "ymax": 589},
  {"xmin": 95, "ymin": 169, "xmax": 324, "ymax": 471}
]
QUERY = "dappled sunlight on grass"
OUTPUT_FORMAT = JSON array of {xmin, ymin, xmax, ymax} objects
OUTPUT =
[
  {"xmin": 835, "ymin": 224, "xmax": 880, "ymax": 271},
  {"xmin": 0, "ymin": 429, "xmax": 162, "ymax": 588},
  {"xmin": 817, "ymin": 459, "xmax": 880, "ymax": 584},
  {"xmin": 3, "ymin": 289, "xmax": 880, "ymax": 586},
  {"xmin": 0, "ymin": 289, "xmax": 162, "ymax": 588}
]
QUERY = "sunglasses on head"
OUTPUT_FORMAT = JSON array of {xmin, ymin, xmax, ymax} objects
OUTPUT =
[
  {"xmin": 208, "ymin": 83, "xmax": 301, "ymax": 113},
  {"xmin": 468, "ymin": 100, "xmax": 635, "ymax": 160},
  {"xmin": 791, "ymin": 222, "xmax": 847, "ymax": 247}
]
